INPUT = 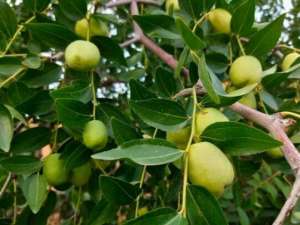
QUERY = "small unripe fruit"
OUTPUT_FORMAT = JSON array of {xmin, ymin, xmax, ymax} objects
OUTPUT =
[
  {"xmin": 75, "ymin": 18, "xmax": 109, "ymax": 39},
  {"xmin": 188, "ymin": 142, "xmax": 235, "ymax": 196},
  {"xmin": 267, "ymin": 147, "xmax": 284, "ymax": 159},
  {"xmin": 229, "ymin": 56, "xmax": 263, "ymax": 87},
  {"xmin": 71, "ymin": 162, "xmax": 92, "ymax": 186},
  {"xmin": 43, "ymin": 153, "xmax": 69, "ymax": 187},
  {"xmin": 83, "ymin": 120, "xmax": 108, "ymax": 150},
  {"xmin": 65, "ymin": 40, "xmax": 100, "ymax": 71},
  {"xmin": 239, "ymin": 92, "xmax": 257, "ymax": 109},
  {"xmin": 282, "ymin": 52, "xmax": 300, "ymax": 71},
  {"xmin": 166, "ymin": 126, "xmax": 190, "ymax": 149},
  {"xmin": 208, "ymin": 8, "xmax": 232, "ymax": 34},
  {"xmin": 195, "ymin": 108, "xmax": 229, "ymax": 137},
  {"xmin": 165, "ymin": 0, "xmax": 180, "ymax": 12}
]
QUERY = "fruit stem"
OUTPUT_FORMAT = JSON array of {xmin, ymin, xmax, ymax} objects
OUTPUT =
[
  {"xmin": 192, "ymin": 13, "xmax": 208, "ymax": 32},
  {"xmin": 91, "ymin": 71, "xmax": 97, "ymax": 119},
  {"xmin": 281, "ymin": 111, "xmax": 300, "ymax": 120},
  {"xmin": 179, "ymin": 86, "xmax": 197, "ymax": 217},
  {"xmin": 73, "ymin": 187, "xmax": 82, "ymax": 225},
  {"xmin": 12, "ymin": 176, "xmax": 17, "ymax": 225},
  {"xmin": 0, "ymin": 15, "xmax": 35, "ymax": 57},
  {"xmin": 277, "ymin": 44, "xmax": 300, "ymax": 53},
  {"xmin": 236, "ymin": 35, "xmax": 246, "ymax": 56},
  {"xmin": 0, "ymin": 67, "xmax": 26, "ymax": 89},
  {"xmin": 134, "ymin": 128, "xmax": 158, "ymax": 218}
]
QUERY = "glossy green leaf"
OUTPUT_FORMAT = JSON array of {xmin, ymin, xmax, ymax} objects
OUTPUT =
[
  {"xmin": 51, "ymin": 81, "xmax": 92, "ymax": 103},
  {"xmin": 23, "ymin": 0, "xmax": 51, "ymax": 13},
  {"xmin": 20, "ymin": 174, "xmax": 48, "ymax": 214},
  {"xmin": 11, "ymin": 127, "xmax": 51, "ymax": 153},
  {"xmin": 124, "ymin": 208, "xmax": 186, "ymax": 225},
  {"xmin": 179, "ymin": 0, "xmax": 215, "ymax": 19},
  {"xmin": 86, "ymin": 199, "xmax": 118, "ymax": 225},
  {"xmin": 0, "ymin": 57, "xmax": 23, "ymax": 77},
  {"xmin": 26, "ymin": 23, "xmax": 77, "ymax": 49},
  {"xmin": 176, "ymin": 18, "xmax": 206, "ymax": 50},
  {"xmin": 130, "ymin": 99, "xmax": 189, "ymax": 131},
  {"xmin": 111, "ymin": 118, "xmax": 140, "ymax": 145},
  {"xmin": 59, "ymin": 0, "xmax": 87, "ymax": 21},
  {"xmin": 231, "ymin": 0, "xmax": 255, "ymax": 35},
  {"xmin": 0, "ymin": 156, "xmax": 42, "ymax": 174},
  {"xmin": 197, "ymin": 55, "xmax": 256, "ymax": 105},
  {"xmin": 55, "ymin": 99, "xmax": 91, "ymax": 138},
  {"xmin": 187, "ymin": 185, "xmax": 228, "ymax": 225},
  {"xmin": 0, "ymin": 104, "xmax": 13, "ymax": 152},
  {"xmin": 133, "ymin": 15, "xmax": 180, "ymax": 39},
  {"xmin": 0, "ymin": 2, "xmax": 17, "ymax": 40},
  {"xmin": 60, "ymin": 141, "xmax": 91, "ymax": 170},
  {"xmin": 92, "ymin": 139, "xmax": 183, "ymax": 165},
  {"xmin": 100, "ymin": 176, "xmax": 140, "ymax": 205},
  {"xmin": 22, "ymin": 56, "xmax": 41, "ymax": 69},
  {"xmin": 201, "ymin": 122, "xmax": 282, "ymax": 155},
  {"xmin": 155, "ymin": 68, "xmax": 178, "ymax": 97},
  {"xmin": 21, "ymin": 63, "xmax": 62, "ymax": 88},
  {"xmin": 246, "ymin": 14, "xmax": 285, "ymax": 57},
  {"xmin": 92, "ymin": 36, "xmax": 127, "ymax": 66},
  {"xmin": 129, "ymin": 80, "xmax": 156, "ymax": 100}
]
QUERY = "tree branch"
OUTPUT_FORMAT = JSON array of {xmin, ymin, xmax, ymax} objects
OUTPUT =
[
  {"xmin": 112, "ymin": 0, "xmax": 300, "ymax": 224},
  {"xmin": 106, "ymin": 0, "xmax": 161, "ymax": 8}
]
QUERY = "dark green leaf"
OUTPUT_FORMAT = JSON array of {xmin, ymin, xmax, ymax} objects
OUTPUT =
[
  {"xmin": 111, "ymin": 118, "xmax": 140, "ymax": 145},
  {"xmin": 92, "ymin": 139, "xmax": 183, "ymax": 165},
  {"xmin": 201, "ymin": 122, "xmax": 282, "ymax": 155},
  {"xmin": 0, "ymin": 156, "xmax": 42, "ymax": 174},
  {"xmin": 20, "ymin": 174, "xmax": 48, "ymax": 214},
  {"xmin": 176, "ymin": 18, "xmax": 206, "ymax": 50},
  {"xmin": 231, "ymin": 0, "xmax": 255, "ymax": 35},
  {"xmin": 59, "ymin": 0, "xmax": 87, "ymax": 21},
  {"xmin": 0, "ymin": 2, "xmax": 17, "ymax": 40},
  {"xmin": 22, "ymin": 55, "xmax": 41, "ymax": 69},
  {"xmin": 11, "ymin": 127, "xmax": 51, "ymax": 154},
  {"xmin": 0, "ymin": 57, "xmax": 23, "ymax": 78},
  {"xmin": 124, "ymin": 208, "xmax": 186, "ymax": 225},
  {"xmin": 60, "ymin": 141, "xmax": 91, "ymax": 170},
  {"xmin": 133, "ymin": 15, "xmax": 179, "ymax": 39},
  {"xmin": 179, "ymin": 0, "xmax": 215, "ymax": 19},
  {"xmin": 155, "ymin": 68, "xmax": 178, "ymax": 97},
  {"xmin": 92, "ymin": 36, "xmax": 127, "ymax": 66},
  {"xmin": 86, "ymin": 199, "xmax": 118, "ymax": 225},
  {"xmin": 55, "ymin": 99, "xmax": 91, "ymax": 138},
  {"xmin": 100, "ymin": 176, "xmax": 140, "ymax": 205},
  {"xmin": 26, "ymin": 23, "xmax": 77, "ymax": 49},
  {"xmin": 130, "ymin": 99, "xmax": 189, "ymax": 131},
  {"xmin": 21, "ymin": 63, "xmax": 62, "ymax": 88},
  {"xmin": 51, "ymin": 81, "xmax": 92, "ymax": 103},
  {"xmin": 187, "ymin": 185, "xmax": 228, "ymax": 225},
  {"xmin": 0, "ymin": 104, "xmax": 13, "ymax": 152},
  {"xmin": 129, "ymin": 80, "xmax": 156, "ymax": 100},
  {"xmin": 246, "ymin": 14, "xmax": 285, "ymax": 57},
  {"xmin": 23, "ymin": 0, "xmax": 51, "ymax": 13}
]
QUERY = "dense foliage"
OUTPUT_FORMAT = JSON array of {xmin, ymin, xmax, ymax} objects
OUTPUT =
[{"xmin": 0, "ymin": 0, "xmax": 300, "ymax": 225}]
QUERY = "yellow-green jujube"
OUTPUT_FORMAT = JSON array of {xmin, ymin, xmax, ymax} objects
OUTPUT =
[
  {"xmin": 282, "ymin": 52, "xmax": 300, "ymax": 71},
  {"xmin": 71, "ymin": 162, "xmax": 92, "ymax": 186},
  {"xmin": 195, "ymin": 108, "xmax": 229, "ymax": 137},
  {"xmin": 165, "ymin": 0, "xmax": 180, "ymax": 12},
  {"xmin": 239, "ymin": 92, "xmax": 257, "ymax": 109},
  {"xmin": 229, "ymin": 55, "xmax": 263, "ymax": 87},
  {"xmin": 83, "ymin": 120, "xmax": 108, "ymax": 150},
  {"xmin": 65, "ymin": 40, "xmax": 100, "ymax": 71},
  {"xmin": 166, "ymin": 126, "xmax": 190, "ymax": 149},
  {"xmin": 208, "ymin": 8, "xmax": 232, "ymax": 34},
  {"xmin": 267, "ymin": 147, "xmax": 284, "ymax": 159},
  {"xmin": 75, "ymin": 18, "xmax": 109, "ymax": 39},
  {"xmin": 43, "ymin": 153, "xmax": 69, "ymax": 187},
  {"xmin": 188, "ymin": 142, "xmax": 235, "ymax": 196}
]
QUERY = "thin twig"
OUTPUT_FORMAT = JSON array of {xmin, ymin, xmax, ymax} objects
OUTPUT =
[
  {"xmin": 106, "ymin": 0, "xmax": 161, "ymax": 8},
  {"xmin": 0, "ymin": 173, "xmax": 12, "ymax": 198}
]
